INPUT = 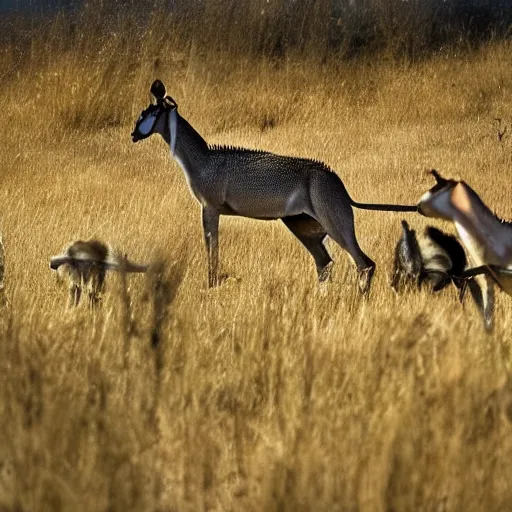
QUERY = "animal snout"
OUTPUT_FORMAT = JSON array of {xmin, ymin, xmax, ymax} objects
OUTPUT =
[{"xmin": 417, "ymin": 200, "xmax": 434, "ymax": 217}]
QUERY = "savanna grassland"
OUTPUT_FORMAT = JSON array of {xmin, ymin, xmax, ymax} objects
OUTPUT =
[{"xmin": 1, "ymin": 3, "xmax": 512, "ymax": 510}]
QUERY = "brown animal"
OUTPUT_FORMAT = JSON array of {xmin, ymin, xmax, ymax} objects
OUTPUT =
[{"xmin": 50, "ymin": 240, "xmax": 148, "ymax": 306}]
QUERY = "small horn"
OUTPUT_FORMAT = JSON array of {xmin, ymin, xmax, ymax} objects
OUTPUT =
[
  {"xmin": 430, "ymin": 169, "xmax": 447, "ymax": 185},
  {"xmin": 151, "ymin": 79, "xmax": 166, "ymax": 100}
]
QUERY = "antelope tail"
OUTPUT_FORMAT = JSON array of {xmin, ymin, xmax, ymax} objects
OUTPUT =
[{"xmin": 349, "ymin": 198, "xmax": 418, "ymax": 212}]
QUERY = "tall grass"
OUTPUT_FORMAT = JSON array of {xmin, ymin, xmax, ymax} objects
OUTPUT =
[{"xmin": 0, "ymin": 4, "xmax": 512, "ymax": 510}]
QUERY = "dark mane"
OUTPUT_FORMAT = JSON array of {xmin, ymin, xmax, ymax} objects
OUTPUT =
[
  {"xmin": 208, "ymin": 145, "xmax": 335, "ymax": 172},
  {"xmin": 463, "ymin": 181, "xmax": 512, "ymax": 229},
  {"xmin": 493, "ymin": 212, "xmax": 512, "ymax": 227},
  {"xmin": 208, "ymin": 144, "xmax": 268, "ymax": 154},
  {"xmin": 68, "ymin": 240, "xmax": 109, "ymax": 261}
]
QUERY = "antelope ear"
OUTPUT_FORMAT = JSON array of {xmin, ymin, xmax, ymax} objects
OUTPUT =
[
  {"xmin": 151, "ymin": 80, "xmax": 166, "ymax": 100},
  {"xmin": 430, "ymin": 169, "xmax": 447, "ymax": 185},
  {"xmin": 163, "ymin": 95, "xmax": 177, "ymax": 108}
]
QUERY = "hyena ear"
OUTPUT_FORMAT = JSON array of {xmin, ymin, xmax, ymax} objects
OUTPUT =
[
  {"xmin": 151, "ymin": 80, "xmax": 166, "ymax": 101},
  {"xmin": 430, "ymin": 169, "xmax": 447, "ymax": 185}
]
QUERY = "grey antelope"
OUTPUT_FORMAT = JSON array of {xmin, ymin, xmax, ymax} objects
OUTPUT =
[
  {"xmin": 391, "ymin": 220, "xmax": 467, "ymax": 292},
  {"xmin": 418, "ymin": 170, "xmax": 512, "ymax": 330},
  {"xmin": 131, "ymin": 79, "xmax": 417, "ymax": 293},
  {"xmin": 50, "ymin": 240, "xmax": 148, "ymax": 306}
]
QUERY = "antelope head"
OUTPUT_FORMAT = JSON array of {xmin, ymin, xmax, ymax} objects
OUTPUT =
[
  {"xmin": 417, "ymin": 170, "xmax": 461, "ymax": 220},
  {"xmin": 131, "ymin": 80, "xmax": 178, "ymax": 143}
]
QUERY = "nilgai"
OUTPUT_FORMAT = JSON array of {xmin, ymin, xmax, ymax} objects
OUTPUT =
[
  {"xmin": 50, "ymin": 240, "xmax": 148, "ymax": 306},
  {"xmin": 418, "ymin": 170, "xmax": 512, "ymax": 329},
  {"xmin": 391, "ymin": 220, "xmax": 467, "ymax": 292},
  {"xmin": 131, "ymin": 79, "xmax": 417, "ymax": 293}
]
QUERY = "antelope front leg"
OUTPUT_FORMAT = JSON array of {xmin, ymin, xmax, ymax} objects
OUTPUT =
[
  {"xmin": 465, "ymin": 274, "xmax": 495, "ymax": 331},
  {"xmin": 202, "ymin": 207, "xmax": 220, "ymax": 288}
]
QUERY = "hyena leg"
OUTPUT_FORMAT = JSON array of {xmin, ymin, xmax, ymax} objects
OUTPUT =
[
  {"xmin": 282, "ymin": 214, "xmax": 333, "ymax": 281},
  {"xmin": 87, "ymin": 273, "xmax": 103, "ymax": 307},
  {"xmin": 390, "ymin": 252, "xmax": 403, "ymax": 291},
  {"xmin": 70, "ymin": 284, "xmax": 82, "ymax": 306},
  {"xmin": 202, "ymin": 206, "xmax": 220, "ymax": 288},
  {"xmin": 309, "ymin": 175, "xmax": 375, "ymax": 294}
]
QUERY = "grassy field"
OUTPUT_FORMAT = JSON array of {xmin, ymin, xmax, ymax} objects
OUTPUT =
[{"xmin": 0, "ymin": 11, "xmax": 512, "ymax": 510}]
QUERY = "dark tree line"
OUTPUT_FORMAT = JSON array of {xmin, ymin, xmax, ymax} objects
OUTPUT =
[{"xmin": 2, "ymin": 0, "xmax": 511, "ymax": 61}]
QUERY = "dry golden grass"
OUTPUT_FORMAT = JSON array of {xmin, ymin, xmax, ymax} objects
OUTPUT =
[{"xmin": 0, "ymin": 14, "xmax": 512, "ymax": 510}]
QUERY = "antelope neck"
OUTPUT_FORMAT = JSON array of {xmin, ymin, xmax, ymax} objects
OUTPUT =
[
  {"xmin": 160, "ymin": 109, "xmax": 210, "ymax": 175},
  {"xmin": 452, "ymin": 194, "xmax": 512, "ymax": 263}
]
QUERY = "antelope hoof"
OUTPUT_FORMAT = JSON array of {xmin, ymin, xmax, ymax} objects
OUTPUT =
[
  {"xmin": 318, "ymin": 262, "xmax": 334, "ymax": 283},
  {"xmin": 208, "ymin": 273, "xmax": 233, "ymax": 288},
  {"xmin": 358, "ymin": 266, "xmax": 375, "ymax": 295},
  {"xmin": 484, "ymin": 315, "xmax": 494, "ymax": 332}
]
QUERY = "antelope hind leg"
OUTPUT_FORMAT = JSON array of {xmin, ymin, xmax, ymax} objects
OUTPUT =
[
  {"xmin": 281, "ymin": 214, "xmax": 332, "ymax": 282},
  {"xmin": 309, "ymin": 173, "xmax": 375, "ymax": 294}
]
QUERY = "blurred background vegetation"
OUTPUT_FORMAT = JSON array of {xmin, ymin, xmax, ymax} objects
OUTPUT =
[{"xmin": 1, "ymin": 0, "xmax": 511, "ymax": 63}]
